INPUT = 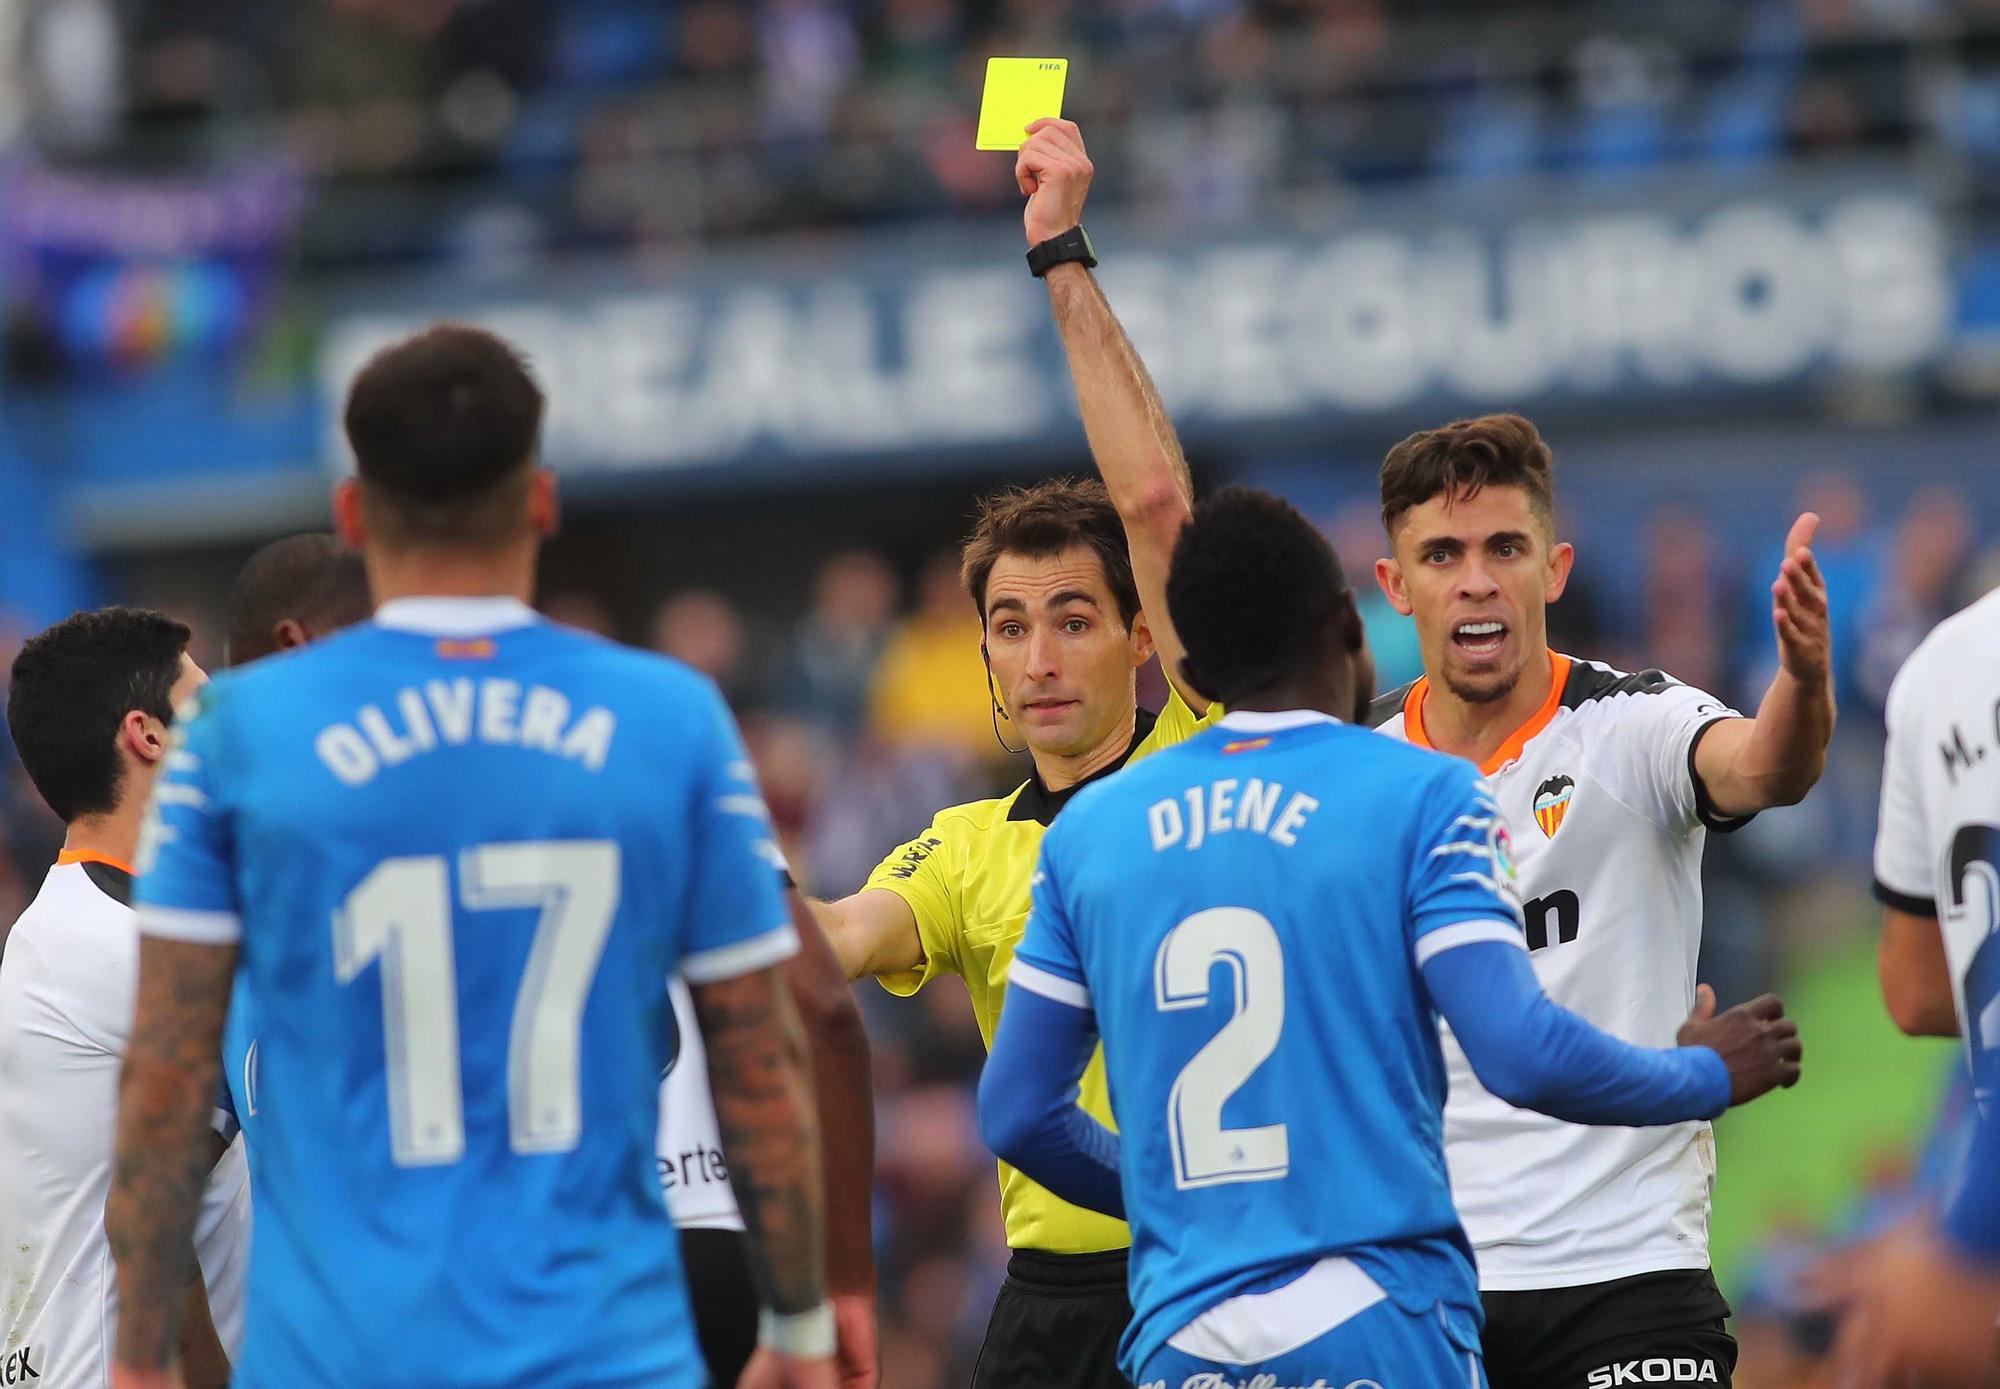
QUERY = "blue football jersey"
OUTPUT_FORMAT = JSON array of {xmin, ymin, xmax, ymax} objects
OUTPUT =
[
  {"xmin": 136, "ymin": 597, "xmax": 794, "ymax": 1389},
  {"xmin": 1012, "ymin": 710, "xmax": 1527, "ymax": 1376}
]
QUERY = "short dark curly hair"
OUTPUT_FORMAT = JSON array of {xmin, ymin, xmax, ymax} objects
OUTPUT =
[
  {"xmin": 225, "ymin": 533, "xmax": 372, "ymax": 667},
  {"xmin": 7, "ymin": 606, "xmax": 192, "ymax": 823},
  {"xmin": 1166, "ymin": 487, "xmax": 1357, "ymax": 706},
  {"xmin": 343, "ymin": 324, "xmax": 545, "ymax": 546}
]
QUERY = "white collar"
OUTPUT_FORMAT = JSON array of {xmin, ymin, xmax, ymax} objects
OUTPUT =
[
  {"xmin": 373, "ymin": 596, "xmax": 540, "ymax": 637},
  {"xmin": 1217, "ymin": 709, "xmax": 1341, "ymax": 733}
]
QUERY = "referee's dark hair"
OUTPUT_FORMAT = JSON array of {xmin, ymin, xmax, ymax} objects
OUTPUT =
[
  {"xmin": 1167, "ymin": 487, "xmax": 1363, "ymax": 708},
  {"xmin": 960, "ymin": 478, "xmax": 1143, "ymax": 630},
  {"xmin": 226, "ymin": 533, "xmax": 373, "ymax": 668},
  {"xmin": 342, "ymin": 324, "xmax": 546, "ymax": 549},
  {"xmin": 7, "ymin": 607, "xmax": 192, "ymax": 823}
]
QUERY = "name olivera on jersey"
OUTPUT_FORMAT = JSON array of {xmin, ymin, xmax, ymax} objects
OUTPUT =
[
  {"xmin": 1875, "ymin": 588, "xmax": 2000, "ymax": 1110},
  {"xmin": 1372, "ymin": 655, "xmax": 1747, "ymax": 1290}
]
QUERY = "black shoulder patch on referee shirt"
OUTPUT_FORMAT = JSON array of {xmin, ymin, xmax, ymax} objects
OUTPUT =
[
  {"xmin": 1008, "ymin": 706, "xmax": 1160, "ymax": 826},
  {"xmin": 1367, "ymin": 682, "xmax": 1416, "ymax": 729},
  {"xmin": 1560, "ymin": 663, "xmax": 1676, "ymax": 709}
]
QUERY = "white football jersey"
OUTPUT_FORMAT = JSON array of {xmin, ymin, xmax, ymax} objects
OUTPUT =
[
  {"xmin": 658, "ymin": 975, "xmax": 744, "ymax": 1231},
  {"xmin": 1874, "ymin": 587, "xmax": 2000, "ymax": 1108},
  {"xmin": 0, "ymin": 859, "xmax": 251, "ymax": 1384},
  {"xmin": 1372, "ymin": 653, "xmax": 1746, "ymax": 1290}
]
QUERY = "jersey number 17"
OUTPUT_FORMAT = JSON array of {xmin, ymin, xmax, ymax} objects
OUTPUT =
[{"xmin": 333, "ymin": 839, "xmax": 620, "ymax": 1167}]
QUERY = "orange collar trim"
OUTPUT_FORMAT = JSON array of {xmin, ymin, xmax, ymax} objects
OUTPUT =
[
  {"xmin": 1402, "ymin": 651, "xmax": 1573, "ymax": 776},
  {"xmin": 57, "ymin": 848, "xmax": 138, "ymax": 875}
]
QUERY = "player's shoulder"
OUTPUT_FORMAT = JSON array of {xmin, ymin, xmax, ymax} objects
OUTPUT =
[
  {"xmin": 1894, "ymin": 588, "xmax": 2000, "ymax": 699},
  {"xmin": 1557, "ymin": 656, "xmax": 1724, "ymax": 728},
  {"xmin": 1366, "ymin": 680, "xmax": 1414, "ymax": 731}
]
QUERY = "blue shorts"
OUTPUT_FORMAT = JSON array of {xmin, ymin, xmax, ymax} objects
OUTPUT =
[{"xmin": 1134, "ymin": 1259, "xmax": 1486, "ymax": 1389}]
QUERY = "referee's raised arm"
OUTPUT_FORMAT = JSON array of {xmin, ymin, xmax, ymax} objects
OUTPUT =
[{"xmin": 1023, "ymin": 119, "xmax": 1201, "ymax": 709}]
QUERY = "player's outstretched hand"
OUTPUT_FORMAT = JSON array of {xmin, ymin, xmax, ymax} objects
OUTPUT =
[
  {"xmin": 1770, "ymin": 511, "xmax": 1830, "ymax": 684},
  {"xmin": 1675, "ymin": 986, "xmax": 1802, "ymax": 1106},
  {"xmin": 1017, "ymin": 118, "xmax": 1093, "ymax": 248},
  {"xmin": 736, "ymin": 1348, "xmax": 836, "ymax": 1389},
  {"xmin": 832, "ymin": 1292, "xmax": 879, "ymax": 1389}
]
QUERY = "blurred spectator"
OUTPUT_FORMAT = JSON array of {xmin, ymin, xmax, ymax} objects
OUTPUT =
[
  {"xmin": 1636, "ymin": 503, "xmax": 1736, "ymax": 699},
  {"xmin": 1325, "ymin": 499, "xmax": 1422, "ymax": 692},
  {"xmin": 539, "ymin": 588, "xmax": 616, "ymax": 638},
  {"xmin": 866, "ymin": 550, "xmax": 1004, "ymax": 768},
  {"xmin": 1856, "ymin": 485, "xmax": 1974, "ymax": 713},
  {"xmin": 777, "ymin": 548, "xmax": 898, "ymax": 735},
  {"xmin": 649, "ymin": 587, "xmax": 758, "ymax": 707}
]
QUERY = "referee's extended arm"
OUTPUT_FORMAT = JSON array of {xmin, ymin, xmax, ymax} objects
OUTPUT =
[
  {"xmin": 808, "ymin": 891, "xmax": 923, "ymax": 982},
  {"xmin": 1024, "ymin": 120, "xmax": 1200, "ymax": 709}
]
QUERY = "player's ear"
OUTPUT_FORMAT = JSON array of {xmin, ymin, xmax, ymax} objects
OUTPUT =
[
  {"xmin": 1127, "ymin": 608, "xmax": 1156, "ymax": 667},
  {"xmin": 526, "ymin": 468, "xmax": 559, "ymax": 539},
  {"xmin": 1375, "ymin": 556, "xmax": 1413, "ymax": 618},
  {"xmin": 273, "ymin": 618, "xmax": 310, "ymax": 653},
  {"xmin": 1544, "ymin": 541, "xmax": 1575, "ymax": 604},
  {"xmin": 120, "ymin": 707, "xmax": 167, "ymax": 766},
  {"xmin": 332, "ymin": 478, "xmax": 367, "ymax": 550}
]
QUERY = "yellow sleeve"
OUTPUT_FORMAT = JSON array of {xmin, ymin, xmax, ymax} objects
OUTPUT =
[
  {"xmin": 861, "ymin": 820, "xmax": 964, "ymax": 996},
  {"xmin": 1147, "ymin": 685, "xmax": 1222, "ymax": 751}
]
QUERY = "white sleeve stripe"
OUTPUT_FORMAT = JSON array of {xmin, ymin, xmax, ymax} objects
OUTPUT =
[
  {"xmin": 138, "ymin": 904, "xmax": 243, "ymax": 945},
  {"xmin": 1413, "ymin": 919, "xmax": 1527, "ymax": 968},
  {"xmin": 1006, "ymin": 958, "xmax": 1092, "ymax": 1009},
  {"xmin": 681, "ymin": 924, "xmax": 800, "ymax": 983}
]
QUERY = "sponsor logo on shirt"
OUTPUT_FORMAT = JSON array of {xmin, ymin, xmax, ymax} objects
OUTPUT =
[
  {"xmin": 1, "ymin": 1344, "xmax": 41, "ymax": 1383},
  {"xmin": 1585, "ymin": 1358, "xmax": 1721, "ymax": 1386},
  {"xmin": 1533, "ymin": 774, "xmax": 1575, "ymax": 839},
  {"xmin": 887, "ymin": 837, "xmax": 943, "ymax": 879},
  {"xmin": 1138, "ymin": 1376, "xmax": 1384, "ymax": 1389},
  {"xmin": 658, "ymin": 1145, "xmax": 730, "ymax": 1192}
]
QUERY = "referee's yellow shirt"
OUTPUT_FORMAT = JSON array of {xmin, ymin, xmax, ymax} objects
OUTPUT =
[{"xmin": 863, "ymin": 689, "xmax": 1217, "ymax": 1254}]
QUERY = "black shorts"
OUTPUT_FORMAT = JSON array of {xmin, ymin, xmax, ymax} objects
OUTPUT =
[
  {"xmin": 678, "ymin": 1225, "xmax": 758, "ymax": 1389},
  {"xmin": 972, "ymin": 1248, "xmax": 1133, "ymax": 1389},
  {"xmin": 1481, "ymin": 1268, "xmax": 1737, "ymax": 1389}
]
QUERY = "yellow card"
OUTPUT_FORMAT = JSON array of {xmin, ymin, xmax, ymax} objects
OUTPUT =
[{"xmin": 976, "ymin": 57, "xmax": 1068, "ymax": 151}]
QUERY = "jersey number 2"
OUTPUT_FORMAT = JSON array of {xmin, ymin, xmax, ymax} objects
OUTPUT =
[
  {"xmin": 1156, "ymin": 907, "xmax": 1289, "ymax": 1189},
  {"xmin": 333, "ymin": 840, "xmax": 620, "ymax": 1167}
]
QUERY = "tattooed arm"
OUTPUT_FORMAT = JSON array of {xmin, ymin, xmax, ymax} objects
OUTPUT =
[
  {"xmin": 783, "ymin": 888, "xmax": 877, "ymax": 1388},
  {"xmin": 107, "ymin": 937, "xmax": 237, "ymax": 1386},
  {"xmin": 690, "ymin": 962, "xmax": 827, "ymax": 1319}
]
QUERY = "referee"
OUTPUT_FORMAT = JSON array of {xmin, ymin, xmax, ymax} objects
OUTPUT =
[{"xmin": 811, "ymin": 121, "xmax": 1210, "ymax": 1389}]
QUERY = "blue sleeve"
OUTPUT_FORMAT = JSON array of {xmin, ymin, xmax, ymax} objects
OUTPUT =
[
  {"xmin": 678, "ymin": 681, "xmax": 795, "ymax": 984},
  {"xmin": 978, "ymin": 989, "xmax": 1124, "ymax": 1219},
  {"xmin": 1407, "ymin": 762, "xmax": 1527, "ymax": 961},
  {"xmin": 1422, "ymin": 941, "xmax": 1731, "ymax": 1124},
  {"xmin": 1944, "ymin": 1102, "xmax": 2000, "ymax": 1263},
  {"xmin": 976, "ymin": 825, "xmax": 1125, "ymax": 1218},
  {"xmin": 134, "ymin": 687, "xmax": 242, "ymax": 945}
]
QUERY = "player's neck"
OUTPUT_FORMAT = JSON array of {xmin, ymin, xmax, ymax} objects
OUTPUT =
[
  {"xmin": 1032, "ymin": 705, "xmax": 1138, "ymax": 793},
  {"xmin": 1420, "ymin": 644, "xmax": 1556, "ymax": 767},
  {"xmin": 63, "ymin": 805, "xmax": 142, "ymax": 872},
  {"xmin": 1230, "ymin": 673, "xmax": 1349, "ymax": 719},
  {"xmin": 366, "ymin": 543, "xmax": 537, "ymax": 606}
]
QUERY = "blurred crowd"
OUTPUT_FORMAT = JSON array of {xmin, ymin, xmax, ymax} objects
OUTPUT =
[
  {"xmin": 4, "ymin": 0, "xmax": 2000, "ymax": 271},
  {"xmin": 0, "ymin": 466, "xmax": 1991, "ymax": 1387}
]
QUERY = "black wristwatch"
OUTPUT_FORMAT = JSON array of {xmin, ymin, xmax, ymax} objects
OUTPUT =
[{"xmin": 1026, "ymin": 225, "xmax": 1098, "ymax": 277}]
